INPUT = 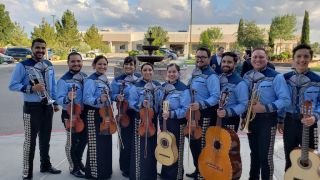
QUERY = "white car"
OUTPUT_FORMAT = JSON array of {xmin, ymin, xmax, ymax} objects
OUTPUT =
[{"xmin": 0, "ymin": 53, "xmax": 15, "ymax": 64}]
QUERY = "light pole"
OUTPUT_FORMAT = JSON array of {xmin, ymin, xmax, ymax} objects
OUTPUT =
[
  {"xmin": 188, "ymin": 0, "xmax": 193, "ymax": 59},
  {"xmin": 51, "ymin": 14, "xmax": 56, "ymax": 30}
]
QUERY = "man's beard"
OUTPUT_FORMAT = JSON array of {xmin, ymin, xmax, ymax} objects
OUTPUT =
[{"xmin": 222, "ymin": 67, "xmax": 233, "ymax": 74}]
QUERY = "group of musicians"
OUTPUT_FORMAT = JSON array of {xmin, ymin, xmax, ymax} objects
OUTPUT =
[{"xmin": 9, "ymin": 38, "xmax": 319, "ymax": 180}]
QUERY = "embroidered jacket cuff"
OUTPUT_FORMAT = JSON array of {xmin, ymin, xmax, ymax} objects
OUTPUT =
[{"xmin": 21, "ymin": 85, "xmax": 33, "ymax": 94}]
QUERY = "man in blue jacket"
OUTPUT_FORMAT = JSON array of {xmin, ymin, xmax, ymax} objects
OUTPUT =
[
  {"xmin": 9, "ymin": 38, "xmax": 61, "ymax": 180},
  {"xmin": 243, "ymin": 48, "xmax": 290, "ymax": 180}
]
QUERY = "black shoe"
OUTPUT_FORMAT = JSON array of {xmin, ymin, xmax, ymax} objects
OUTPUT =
[
  {"xmin": 79, "ymin": 162, "xmax": 85, "ymax": 172},
  {"xmin": 186, "ymin": 171, "xmax": 198, "ymax": 178},
  {"xmin": 22, "ymin": 175, "xmax": 32, "ymax": 180},
  {"xmin": 71, "ymin": 169, "xmax": 85, "ymax": 178},
  {"xmin": 40, "ymin": 166, "xmax": 62, "ymax": 174},
  {"xmin": 122, "ymin": 172, "xmax": 129, "ymax": 178}
]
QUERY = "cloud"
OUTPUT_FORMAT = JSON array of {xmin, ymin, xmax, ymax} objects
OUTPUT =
[
  {"xmin": 32, "ymin": 0, "xmax": 51, "ymax": 13},
  {"xmin": 1, "ymin": 0, "xmax": 320, "ymax": 42},
  {"xmin": 254, "ymin": 6, "xmax": 264, "ymax": 12}
]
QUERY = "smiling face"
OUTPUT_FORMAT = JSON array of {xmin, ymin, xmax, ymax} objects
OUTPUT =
[
  {"xmin": 68, "ymin": 54, "xmax": 83, "ymax": 72},
  {"xmin": 31, "ymin": 42, "xmax": 46, "ymax": 61},
  {"xmin": 252, "ymin": 50, "xmax": 268, "ymax": 71},
  {"xmin": 221, "ymin": 55, "xmax": 236, "ymax": 74},
  {"xmin": 195, "ymin": 50, "xmax": 210, "ymax": 68},
  {"xmin": 123, "ymin": 61, "xmax": 136, "ymax": 74},
  {"xmin": 293, "ymin": 48, "xmax": 312, "ymax": 73},
  {"xmin": 166, "ymin": 65, "xmax": 179, "ymax": 83},
  {"xmin": 141, "ymin": 64, "xmax": 153, "ymax": 81},
  {"xmin": 93, "ymin": 58, "xmax": 108, "ymax": 74}
]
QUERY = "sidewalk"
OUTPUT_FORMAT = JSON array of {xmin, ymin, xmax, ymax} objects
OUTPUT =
[{"xmin": 0, "ymin": 131, "xmax": 291, "ymax": 180}]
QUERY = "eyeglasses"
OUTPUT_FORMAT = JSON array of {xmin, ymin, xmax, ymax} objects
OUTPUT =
[{"xmin": 195, "ymin": 56, "xmax": 208, "ymax": 60}]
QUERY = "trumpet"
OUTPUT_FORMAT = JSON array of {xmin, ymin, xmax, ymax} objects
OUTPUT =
[
  {"xmin": 28, "ymin": 73, "xmax": 55, "ymax": 105},
  {"xmin": 241, "ymin": 87, "xmax": 259, "ymax": 133}
]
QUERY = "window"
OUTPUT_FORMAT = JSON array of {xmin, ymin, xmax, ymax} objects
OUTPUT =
[
  {"xmin": 120, "ymin": 44, "xmax": 126, "ymax": 50},
  {"xmin": 136, "ymin": 44, "xmax": 143, "ymax": 50}
]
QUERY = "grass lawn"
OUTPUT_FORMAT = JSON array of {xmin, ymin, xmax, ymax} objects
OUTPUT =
[{"xmin": 310, "ymin": 66, "xmax": 320, "ymax": 72}]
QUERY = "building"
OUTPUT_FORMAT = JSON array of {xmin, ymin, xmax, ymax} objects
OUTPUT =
[{"xmin": 100, "ymin": 24, "xmax": 299, "ymax": 56}]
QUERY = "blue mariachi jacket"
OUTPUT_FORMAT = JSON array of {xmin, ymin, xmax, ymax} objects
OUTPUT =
[
  {"xmin": 188, "ymin": 65, "xmax": 220, "ymax": 109},
  {"xmin": 8, "ymin": 58, "xmax": 56, "ymax": 103},
  {"xmin": 284, "ymin": 70, "xmax": 320, "ymax": 122},
  {"xmin": 56, "ymin": 71, "xmax": 87, "ymax": 110},
  {"xmin": 128, "ymin": 79, "xmax": 161, "ymax": 113},
  {"xmin": 110, "ymin": 73, "xmax": 141, "ymax": 102},
  {"xmin": 219, "ymin": 72, "xmax": 248, "ymax": 117},
  {"xmin": 157, "ymin": 80, "xmax": 190, "ymax": 119},
  {"xmin": 243, "ymin": 67, "xmax": 290, "ymax": 121},
  {"xmin": 83, "ymin": 73, "xmax": 112, "ymax": 108}
]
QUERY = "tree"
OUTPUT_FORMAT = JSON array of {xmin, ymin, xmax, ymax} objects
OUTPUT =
[
  {"xmin": 199, "ymin": 27, "xmax": 223, "ymax": 51},
  {"xmin": 55, "ymin": 9, "xmax": 81, "ymax": 54},
  {"xmin": 31, "ymin": 18, "xmax": 57, "ymax": 48},
  {"xmin": 9, "ymin": 23, "xmax": 30, "ymax": 47},
  {"xmin": 301, "ymin": 10, "xmax": 310, "ymax": 45},
  {"xmin": 84, "ymin": 25, "xmax": 103, "ymax": 50},
  {"xmin": 269, "ymin": 14, "xmax": 297, "ymax": 52},
  {"xmin": 145, "ymin": 26, "xmax": 169, "ymax": 47},
  {"xmin": 237, "ymin": 18, "xmax": 245, "ymax": 45},
  {"xmin": 0, "ymin": 4, "xmax": 15, "ymax": 46},
  {"xmin": 241, "ymin": 21, "xmax": 265, "ymax": 48}
]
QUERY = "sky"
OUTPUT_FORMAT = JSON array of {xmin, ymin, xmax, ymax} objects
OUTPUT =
[{"xmin": 1, "ymin": 0, "xmax": 319, "ymax": 43}]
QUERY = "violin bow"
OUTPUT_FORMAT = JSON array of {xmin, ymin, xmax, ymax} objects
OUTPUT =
[{"xmin": 106, "ymin": 89, "xmax": 124, "ymax": 149}]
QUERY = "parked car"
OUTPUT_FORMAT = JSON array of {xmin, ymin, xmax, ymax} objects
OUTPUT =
[
  {"xmin": 5, "ymin": 47, "xmax": 32, "ymax": 61},
  {"xmin": 159, "ymin": 48, "xmax": 178, "ymax": 60},
  {"xmin": 0, "ymin": 53, "xmax": 15, "ymax": 64}
]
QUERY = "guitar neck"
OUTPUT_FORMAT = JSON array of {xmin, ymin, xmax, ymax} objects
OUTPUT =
[{"xmin": 301, "ymin": 124, "xmax": 310, "ymax": 161}]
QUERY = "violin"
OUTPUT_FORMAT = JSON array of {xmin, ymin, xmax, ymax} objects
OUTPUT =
[
  {"xmin": 66, "ymin": 84, "xmax": 85, "ymax": 133},
  {"xmin": 99, "ymin": 87, "xmax": 117, "ymax": 135},
  {"xmin": 184, "ymin": 89, "xmax": 202, "ymax": 139},
  {"xmin": 116, "ymin": 81, "xmax": 130, "ymax": 127},
  {"xmin": 138, "ymin": 90, "xmax": 156, "ymax": 137}
]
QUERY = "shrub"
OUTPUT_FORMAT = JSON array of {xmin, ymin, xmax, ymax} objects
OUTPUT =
[{"xmin": 128, "ymin": 50, "xmax": 140, "ymax": 57}]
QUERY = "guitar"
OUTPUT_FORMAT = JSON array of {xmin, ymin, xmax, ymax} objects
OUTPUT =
[
  {"xmin": 198, "ymin": 90, "xmax": 242, "ymax": 180},
  {"xmin": 155, "ymin": 100, "xmax": 179, "ymax": 166},
  {"xmin": 285, "ymin": 100, "xmax": 320, "ymax": 180}
]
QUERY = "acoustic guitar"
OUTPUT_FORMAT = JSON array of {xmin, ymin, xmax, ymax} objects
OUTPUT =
[
  {"xmin": 285, "ymin": 100, "xmax": 320, "ymax": 180},
  {"xmin": 155, "ymin": 100, "xmax": 179, "ymax": 166},
  {"xmin": 198, "ymin": 90, "xmax": 242, "ymax": 180}
]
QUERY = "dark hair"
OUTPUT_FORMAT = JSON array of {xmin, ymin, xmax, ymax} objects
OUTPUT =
[
  {"xmin": 92, "ymin": 55, "xmax": 108, "ymax": 66},
  {"xmin": 196, "ymin": 46, "xmax": 211, "ymax": 58},
  {"xmin": 252, "ymin": 47, "xmax": 267, "ymax": 55},
  {"xmin": 245, "ymin": 49, "xmax": 252, "ymax": 57},
  {"xmin": 67, "ymin": 52, "xmax": 82, "ymax": 62},
  {"xmin": 167, "ymin": 63, "xmax": 180, "ymax": 72},
  {"xmin": 141, "ymin": 62, "xmax": 154, "ymax": 71},
  {"xmin": 293, "ymin": 44, "xmax": 313, "ymax": 58},
  {"xmin": 31, "ymin": 38, "xmax": 46, "ymax": 47},
  {"xmin": 222, "ymin": 52, "xmax": 237, "ymax": 63},
  {"xmin": 218, "ymin": 46, "xmax": 225, "ymax": 51},
  {"xmin": 123, "ymin": 56, "xmax": 137, "ymax": 66}
]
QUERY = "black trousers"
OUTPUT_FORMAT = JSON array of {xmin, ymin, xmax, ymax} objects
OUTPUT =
[
  {"xmin": 22, "ymin": 102, "xmax": 53, "ymax": 178},
  {"xmin": 119, "ymin": 109, "xmax": 136, "ymax": 174},
  {"xmin": 247, "ymin": 113, "xmax": 277, "ymax": 180},
  {"xmin": 189, "ymin": 106, "xmax": 217, "ymax": 179},
  {"xmin": 221, "ymin": 116, "xmax": 241, "ymax": 132},
  {"xmin": 284, "ymin": 112, "xmax": 318, "ymax": 171},
  {"xmin": 61, "ymin": 110, "xmax": 87, "ymax": 172}
]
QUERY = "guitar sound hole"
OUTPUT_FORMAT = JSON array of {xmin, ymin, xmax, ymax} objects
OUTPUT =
[
  {"xmin": 213, "ymin": 140, "xmax": 221, "ymax": 150},
  {"xmin": 299, "ymin": 159, "xmax": 309, "ymax": 167},
  {"xmin": 161, "ymin": 138, "xmax": 169, "ymax": 148}
]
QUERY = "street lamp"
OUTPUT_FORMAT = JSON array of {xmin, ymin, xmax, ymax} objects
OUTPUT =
[{"xmin": 188, "ymin": 0, "xmax": 193, "ymax": 59}]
